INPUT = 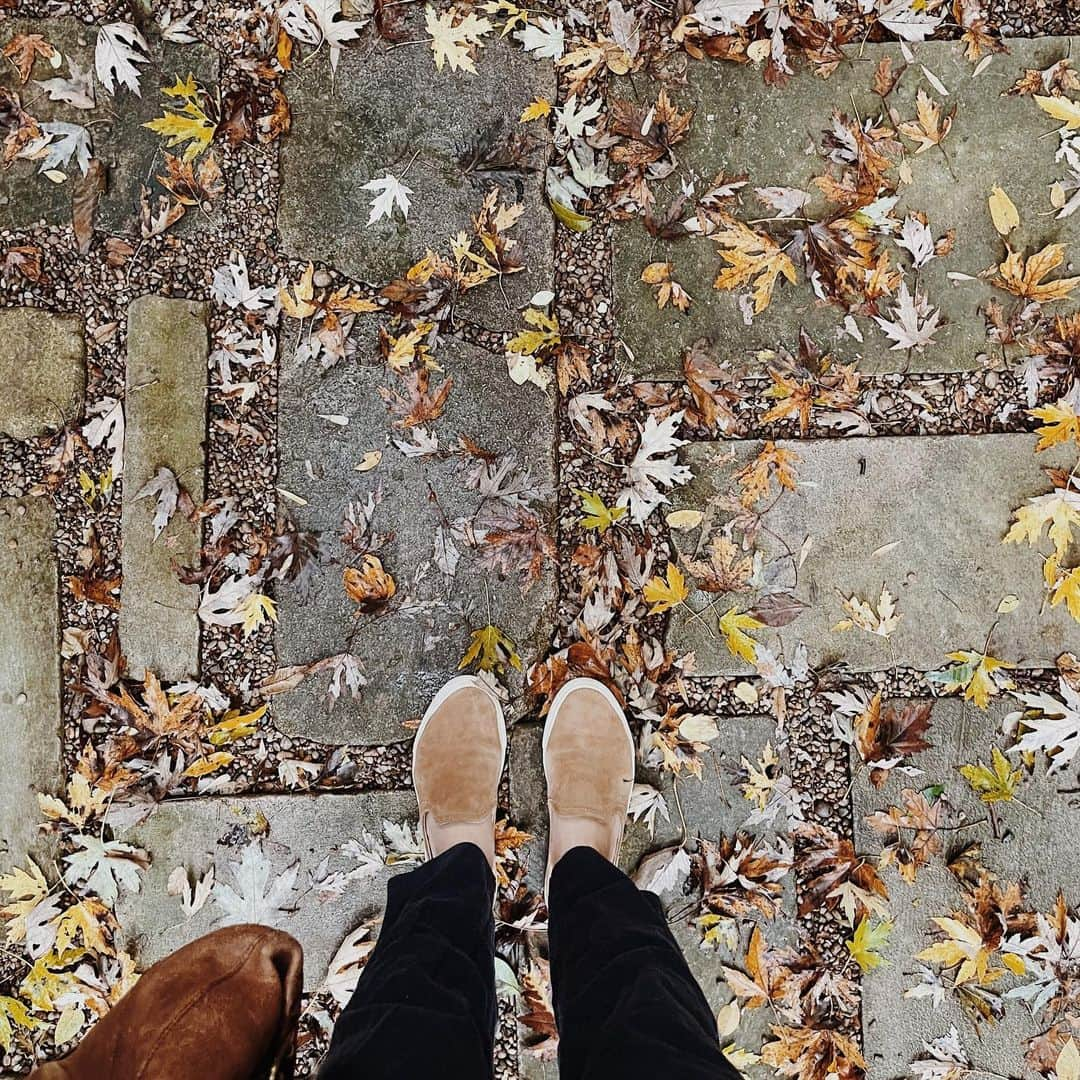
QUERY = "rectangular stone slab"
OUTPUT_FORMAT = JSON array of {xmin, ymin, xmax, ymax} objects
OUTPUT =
[
  {"xmin": 0, "ymin": 497, "xmax": 61, "ymax": 869},
  {"xmin": 669, "ymin": 433, "xmax": 1079, "ymax": 675},
  {"xmin": 852, "ymin": 697, "xmax": 1079, "ymax": 1080},
  {"xmin": 0, "ymin": 308, "xmax": 84, "ymax": 439},
  {"xmin": 612, "ymin": 36, "xmax": 1080, "ymax": 377},
  {"xmin": 0, "ymin": 18, "xmax": 218, "ymax": 235},
  {"xmin": 113, "ymin": 791, "xmax": 417, "ymax": 990},
  {"xmin": 277, "ymin": 18, "xmax": 554, "ymax": 330},
  {"xmin": 120, "ymin": 296, "xmax": 208, "ymax": 682},
  {"xmin": 274, "ymin": 333, "xmax": 557, "ymax": 745}
]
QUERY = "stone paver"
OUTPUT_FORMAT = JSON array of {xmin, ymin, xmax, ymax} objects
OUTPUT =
[
  {"xmin": 278, "ymin": 14, "xmax": 554, "ymax": 330},
  {"xmin": 119, "ymin": 296, "xmax": 208, "ymax": 682},
  {"xmin": 612, "ymin": 37, "xmax": 1080, "ymax": 377},
  {"xmin": 113, "ymin": 791, "xmax": 417, "ymax": 991},
  {"xmin": 0, "ymin": 308, "xmax": 84, "ymax": 439},
  {"xmin": 510, "ymin": 712, "xmax": 796, "ymax": 1076},
  {"xmin": 852, "ymin": 697, "xmax": 1080, "ymax": 1080},
  {"xmin": 0, "ymin": 498, "xmax": 61, "ymax": 868},
  {"xmin": 670, "ymin": 434, "xmax": 1080, "ymax": 675},
  {"xmin": 0, "ymin": 19, "xmax": 217, "ymax": 235},
  {"xmin": 275, "ymin": 334, "xmax": 557, "ymax": 745}
]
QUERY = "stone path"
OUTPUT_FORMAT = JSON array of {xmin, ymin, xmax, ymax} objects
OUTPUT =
[{"xmin": 0, "ymin": 3, "xmax": 1079, "ymax": 1079}]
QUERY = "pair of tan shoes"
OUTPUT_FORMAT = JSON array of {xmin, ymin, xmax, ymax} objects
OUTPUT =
[{"xmin": 412, "ymin": 676, "xmax": 636, "ymax": 885}]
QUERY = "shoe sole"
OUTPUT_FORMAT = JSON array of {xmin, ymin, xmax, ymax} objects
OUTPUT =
[{"xmin": 542, "ymin": 677, "xmax": 636, "ymax": 893}]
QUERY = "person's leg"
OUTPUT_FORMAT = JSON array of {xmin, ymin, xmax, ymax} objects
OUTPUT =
[
  {"xmin": 542, "ymin": 678, "xmax": 736, "ymax": 1080},
  {"xmin": 320, "ymin": 675, "xmax": 507, "ymax": 1080},
  {"xmin": 320, "ymin": 842, "xmax": 496, "ymax": 1079},
  {"xmin": 548, "ymin": 846, "xmax": 737, "ymax": 1080}
]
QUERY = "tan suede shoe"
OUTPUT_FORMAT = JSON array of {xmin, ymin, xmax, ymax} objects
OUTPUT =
[
  {"xmin": 413, "ymin": 675, "xmax": 506, "ymax": 870},
  {"xmin": 542, "ymin": 678, "xmax": 635, "ymax": 889}
]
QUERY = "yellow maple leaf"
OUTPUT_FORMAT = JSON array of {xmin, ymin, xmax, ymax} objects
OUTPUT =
[
  {"xmin": 1004, "ymin": 490, "xmax": 1080, "ymax": 560},
  {"xmin": 930, "ymin": 650, "xmax": 1016, "ymax": 709},
  {"xmin": 0, "ymin": 860, "xmax": 48, "ymax": 945},
  {"xmin": 385, "ymin": 323, "xmax": 434, "ymax": 371},
  {"xmin": 459, "ymin": 624, "xmax": 521, "ymax": 673},
  {"xmin": 995, "ymin": 244, "xmax": 1080, "ymax": 303},
  {"xmin": 899, "ymin": 89, "xmax": 954, "ymax": 153},
  {"xmin": 959, "ymin": 746, "xmax": 1022, "ymax": 803},
  {"xmin": 425, "ymin": 5, "xmax": 493, "ymax": 73},
  {"xmin": 574, "ymin": 488, "xmax": 626, "ymax": 534},
  {"xmin": 279, "ymin": 263, "xmax": 317, "ymax": 319},
  {"xmin": 52, "ymin": 899, "xmax": 111, "ymax": 956},
  {"xmin": 718, "ymin": 607, "xmax": 764, "ymax": 665},
  {"xmin": 833, "ymin": 584, "xmax": 901, "ymax": 637},
  {"xmin": 143, "ymin": 73, "xmax": 217, "ymax": 162},
  {"xmin": 181, "ymin": 751, "xmax": 234, "ymax": 778},
  {"xmin": 1030, "ymin": 400, "xmax": 1080, "ymax": 450},
  {"xmin": 643, "ymin": 563, "xmax": 690, "ymax": 614},
  {"xmin": 237, "ymin": 592, "xmax": 277, "ymax": 638},
  {"xmin": 1050, "ymin": 563, "xmax": 1080, "ymax": 621},
  {"xmin": 507, "ymin": 307, "xmax": 560, "ymax": 356},
  {"xmin": 520, "ymin": 97, "xmax": 552, "ymax": 122},
  {"xmin": 712, "ymin": 214, "xmax": 797, "ymax": 314},
  {"xmin": 846, "ymin": 916, "xmax": 892, "ymax": 973},
  {"xmin": 0, "ymin": 994, "xmax": 38, "ymax": 1053},
  {"xmin": 207, "ymin": 703, "xmax": 267, "ymax": 746},
  {"xmin": 1034, "ymin": 93, "xmax": 1080, "ymax": 129}
]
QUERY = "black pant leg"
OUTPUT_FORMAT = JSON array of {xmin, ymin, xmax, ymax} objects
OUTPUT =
[
  {"xmin": 548, "ymin": 845, "xmax": 738, "ymax": 1080},
  {"xmin": 319, "ymin": 841, "xmax": 496, "ymax": 1080}
]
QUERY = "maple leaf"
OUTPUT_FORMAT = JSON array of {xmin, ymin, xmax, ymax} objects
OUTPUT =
[
  {"xmin": 0, "ymin": 859, "xmax": 49, "ymax": 945},
  {"xmin": 847, "ymin": 916, "xmax": 892, "ymax": 972},
  {"xmin": 762, "ymin": 1024, "xmax": 866, "ymax": 1080},
  {"xmin": 63, "ymin": 836, "xmax": 149, "ymax": 903},
  {"xmin": 864, "ymin": 788, "xmax": 944, "ymax": 884},
  {"xmin": 995, "ymin": 244, "xmax": 1080, "ymax": 304},
  {"xmin": 1035, "ymin": 94, "xmax": 1080, "ymax": 130},
  {"xmin": 278, "ymin": 0, "xmax": 365, "ymax": 72},
  {"xmin": 697, "ymin": 832, "xmax": 791, "ymax": 920},
  {"xmin": 1010, "ymin": 679, "xmax": 1080, "ymax": 774},
  {"xmin": 849, "ymin": 694, "xmax": 933, "ymax": 785},
  {"xmin": 212, "ymin": 841, "xmax": 299, "ymax": 924},
  {"xmin": 910, "ymin": 1027, "xmax": 971, "ymax": 1080},
  {"xmin": 959, "ymin": 746, "xmax": 1022, "ymax": 803},
  {"xmin": 459, "ymin": 624, "xmax": 522, "ymax": 673},
  {"xmin": 1005, "ymin": 487, "xmax": 1080, "ymax": 560},
  {"xmin": 792, "ymin": 821, "xmax": 890, "ymax": 920},
  {"xmin": 31, "ymin": 122, "xmax": 92, "ymax": 176},
  {"xmin": 3, "ymin": 33, "xmax": 57, "ymax": 83},
  {"xmin": 519, "ymin": 959, "xmax": 559, "ymax": 1059},
  {"xmin": 1030, "ymin": 400, "xmax": 1080, "ymax": 450},
  {"xmin": 643, "ymin": 562, "xmax": 690, "ymax": 613},
  {"xmin": 95, "ymin": 22, "xmax": 149, "ymax": 96},
  {"xmin": 132, "ymin": 466, "xmax": 181, "ymax": 539},
  {"xmin": 143, "ymin": 74, "xmax": 217, "ymax": 161},
  {"xmin": 520, "ymin": 97, "xmax": 552, "ymax": 122},
  {"xmin": 507, "ymin": 307, "xmax": 561, "ymax": 356},
  {"xmin": 641, "ymin": 261, "xmax": 692, "ymax": 311},
  {"xmin": 514, "ymin": 16, "xmax": 564, "ymax": 59},
  {"xmin": 712, "ymin": 214, "xmax": 797, "ymax": 314},
  {"xmin": 157, "ymin": 150, "xmax": 224, "ymax": 206},
  {"xmin": 927, "ymin": 650, "xmax": 1016, "ymax": 709},
  {"xmin": 0, "ymin": 995, "xmax": 38, "ymax": 1053},
  {"xmin": 618, "ymin": 410, "xmax": 693, "ymax": 524},
  {"xmin": 236, "ymin": 592, "xmax": 277, "ymax": 637},
  {"xmin": 426, "ymin": 5, "xmax": 493, "ymax": 73},
  {"xmin": 873, "ymin": 281, "xmax": 943, "ymax": 352},
  {"xmin": 719, "ymin": 606, "xmax": 764, "ymax": 664},
  {"xmin": 735, "ymin": 441, "xmax": 799, "ymax": 506},
  {"xmin": 918, "ymin": 907, "xmax": 1025, "ymax": 987},
  {"xmin": 833, "ymin": 585, "xmax": 901, "ymax": 637},
  {"xmin": 343, "ymin": 555, "xmax": 397, "ymax": 611},
  {"xmin": 1049, "ymin": 563, "xmax": 1080, "ymax": 622},
  {"xmin": 681, "ymin": 534, "xmax": 754, "ymax": 594},
  {"xmin": 379, "ymin": 368, "xmax": 453, "ymax": 428},
  {"xmin": 899, "ymin": 89, "xmax": 955, "ymax": 154},
  {"xmin": 574, "ymin": 488, "xmax": 626, "ymax": 534},
  {"xmin": 877, "ymin": 0, "xmax": 945, "ymax": 41},
  {"xmin": 363, "ymin": 174, "xmax": 413, "ymax": 226},
  {"xmin": 52, "ymin": 898, "xmax": 112, "ymax": 956},
  {"xmin": 37, "ymin": 773, "xmax": 110, "ymax": 829}
]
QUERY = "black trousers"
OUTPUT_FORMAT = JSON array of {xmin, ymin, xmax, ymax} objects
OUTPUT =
[{"xmin": 320, "ymin": 843, "xmax": 737, "ymax": 1079}]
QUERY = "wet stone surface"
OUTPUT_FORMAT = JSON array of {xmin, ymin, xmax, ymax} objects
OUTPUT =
[
  {"xmin": 274, "ymin": 332, "xmax": 558, "ymax": 745},
  {"xmin": 612, "ymin": 37, "xmax": 1080, "ymax": 377},
  {"xmin": 0, "ymin": 18, "xmax": 218, "ymax": 236},
  {"xmin": 277, "ymin": 10, "xmax": 555, "ymax": 330},
  {"xmin": 669, "ymin": 434, "xmax": 1080, "ymax": 675}
]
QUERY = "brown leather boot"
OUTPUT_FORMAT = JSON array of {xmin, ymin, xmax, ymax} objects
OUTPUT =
[
  {"xmin": 29, "ymin": 924, "xmax": 302, "ymax": 1080},
  {"xmin": 413, "ymin": 675, "xmax": 506, "ymax": 870},
  {"xmin": 543, "ymin": 678, "xmax": 636, "ymax": 890}
]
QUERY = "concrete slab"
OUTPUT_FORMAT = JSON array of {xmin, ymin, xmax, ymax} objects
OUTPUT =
[
  {"xmin": 0, "ymin": 308, "xmax": 84, "ymax": 439},
  {"xmin": 274, "ymin": 334, "xmax": 557, "ymax": 745},
  {"xmin": 669, "ymin": 434, "xmax": 1080, "ymax": 675},
  {"xmin": 612, "ymin": 37, "xmax": 1080, "ymax": 377},
  {"xmin": 0, "ymin": 18, "xmax": 217, "ymax": 234},
  {"xmin": 853, "ymin": 696, "xmax": 1080, "ymax": 1080},
  {"xmin": 0, "ymin": 498, "xmax": 61, "ymax": 869},
  {"xmin": 119, "ymin": 296, "xmax": 208, "ymax": 682},
  {"xmin": 277, "ymin": 12, "xmax": 554, "ymax": 329},
  {"xmin": 113, "ymin": 791, "xmax": 417, "ymax": 991}
]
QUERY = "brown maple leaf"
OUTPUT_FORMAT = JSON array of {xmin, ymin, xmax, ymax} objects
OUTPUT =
[
  {"xmin": 3, "ymin": 243, "xmax": 43, "ymax": 283},
  {"xmin": 518, "ymin": 959, "xmax": 559, "ymax": 1060},
  {"xmin": 379, "ymin": 368, "xmax": 453, "ymax": 428},
  {"xmin": 735, "ymin": 441, "xmax": 799, "ymax": 506},
  {"xmin": 2, "ymin": 33, "xmax": 56, "ymax": 83},
  {"xmin": 157, "ymin": 151, "xmax": 225, "ymax": 206},
  {"xmin": 853, "ymin": 695, "xmax": 933, "ymax": 786},
  {"xmin": 792, "ymin": 820, "xmax": 889, "ymax": 919},
  {"xmin": 864, "ymin": 788, "xmax": 944, "ymax": 883},
  {"xmin": 762, "ymin": 1024, "xmax": 866, "ymax": 1080},
  {"xmin": 696, "ymin": 832, "xmax": 791, "ymax": 919},
  {"xmin": 899, "ymin": 89, "xmax": 955, "ymax": 154},
  {"xmin": 995, "ymin": 244, "xmax": 1080, "ymax": 304}
]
